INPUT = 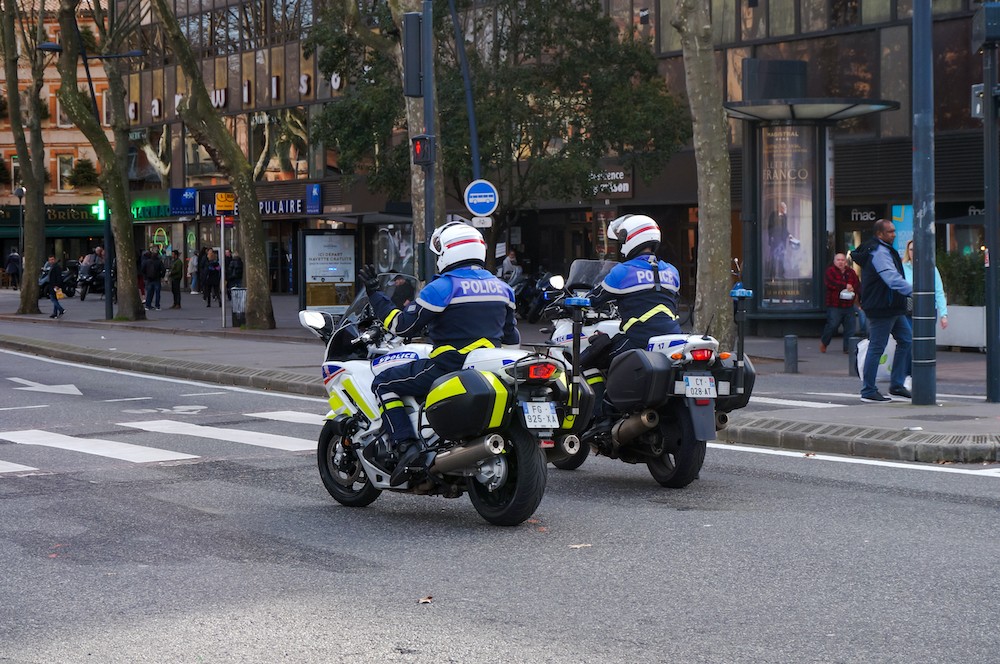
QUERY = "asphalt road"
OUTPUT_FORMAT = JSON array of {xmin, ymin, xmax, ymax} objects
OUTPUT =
[{"xmin": 2, "ymin": 351, "xmax": 1000, "ymax": 663}]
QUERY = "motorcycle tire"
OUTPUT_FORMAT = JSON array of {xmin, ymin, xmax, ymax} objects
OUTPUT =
[
  {"xmin": 467, "ymin": 425, "xmax": 547, "ymax": 527},
  {"xmin": 63, "ymin": 285, "xmax": 75, "ymax": 298},
  {"xmin": 551, "ymin": 442, "xmax": 589, "ymax": 471},
  {"xmin": 526, "ymin": 298, "xmax": 547, "ymax": 324},
  {"xmin": 80, "ymin": 284, "xmax": 89, "ymax": 301},
  {"xmin": 646, "ymin": 404, "xmax": 706, "ymax": 489},
  {"xmin": 318, "ymin": 420, "xmax": 381, "ymax": 507}
]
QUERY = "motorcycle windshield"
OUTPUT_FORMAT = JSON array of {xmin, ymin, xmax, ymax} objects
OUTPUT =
[
  {"xmin": 334, "ymin": 273, "xmax": 419, "ymax": 336},
  {"xmin": 565, "ymin": 259, "xmax": 619, "ymax": 290}
]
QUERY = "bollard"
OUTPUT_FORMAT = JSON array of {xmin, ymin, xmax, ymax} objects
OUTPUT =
[
  {"xmin": 784, "ymin": 335, "xmax": 798, "ymax": 374},
  {"xmin": 848, "ymin": 336, "xmax": 860, "ymax": 377}
]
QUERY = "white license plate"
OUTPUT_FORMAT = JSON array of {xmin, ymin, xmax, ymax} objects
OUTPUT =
[
  {"xmin": 521, "ymin": 402, "xmax": 559, "ymax": 429},
  {"xmin": 683, "ymin": 375, "xmax": 717, "ymax": 398}
]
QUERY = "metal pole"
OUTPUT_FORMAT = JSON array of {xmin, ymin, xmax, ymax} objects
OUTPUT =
[
  {"xmin": 911, "ymin": 0, "xmax": 936, "ymax": 404},
  {"xmin": 421, "ymin": 0, "xmax": 436, "ymax": 283},
  {"xmin": 985, "ymin": 44, "xmax": 1000, "ymax": 402},
  {"xmin": 448, "ymin": 0, "xmax": 480, "ymax": 181},
  {"xmin": 221, "ymin": 217, "xmax": 226, "ymax": 328}
]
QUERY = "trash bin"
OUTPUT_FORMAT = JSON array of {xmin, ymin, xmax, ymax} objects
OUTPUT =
[{"xmin": 231, "ymin": 287, "xmax": 247, "ymax": 327}]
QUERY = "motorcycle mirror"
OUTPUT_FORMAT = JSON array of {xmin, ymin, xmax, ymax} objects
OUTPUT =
[
  {"xmin": 298, "ymin": 310, "xmax": 328, "ymax": 331},
  {"xmin": 549, "ymin": 275, "xmax": 565, "ymax": 290},
  {"xmin": 539, "ymin": 327, "xmax": 551, "ymax": 334}
]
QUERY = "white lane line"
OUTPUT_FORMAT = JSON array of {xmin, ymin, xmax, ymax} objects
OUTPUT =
[
  {"xmin": 103, "ymin": 397, "xmax": 153, "ymax": 402},
  {"xmin": 118, "ymin": 420, "xmax": 315, "ymax": 451},
  {"xmin": 0, "ymin": 349, "xmax": 326, "ymax": 403},
  {"xmin": 0, "ymin": 405, "xmax": 49, "ymax": 412},
  {"xmin": 0, "ymin": 430, "xmax": 199, "ymax": 463},
  {"xmin": 180, "ymin": 392, "xmax": 228, "ymax": 397},
  {"xmin": 246, "ymin": 411, "xmax": 326, "ymax": 426},
  {"xmin": 750, "ymin": 396, "xmax": 846, "ymax": 409},
  {"xmin": 0, "ymin": 460, "xmax": 39, "ymax": 473},
  {"xmin": 804, "ymin": 391, "xmax": 984, "ymax": 401},
  {"xmin": 708, "ymin": 442, "xmax": 1000, "ymax": 477}
]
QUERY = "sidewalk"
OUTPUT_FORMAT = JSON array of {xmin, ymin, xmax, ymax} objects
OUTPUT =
[{"xmin": 1, "ymin": 288, "xmax": 997, "ymax": 463}]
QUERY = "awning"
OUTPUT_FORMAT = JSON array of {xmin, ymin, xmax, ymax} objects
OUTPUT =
[{"xmin": 724, "ymin": 97, "xmax": 899, "ymax": 122}]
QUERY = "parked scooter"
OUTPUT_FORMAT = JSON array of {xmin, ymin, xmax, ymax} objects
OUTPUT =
[
  {"xmin": 541, "ymin": 258, "xmax": 756, "ymax": 487},
  {"xmin": 298, "ymin": 274, "xmax": 586, "ymax": 526}
]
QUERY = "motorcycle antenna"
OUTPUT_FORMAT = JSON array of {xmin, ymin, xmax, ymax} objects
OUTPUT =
[{"xmin": 702, "ymin": 313, "xmax": 715, "ymax": 340}]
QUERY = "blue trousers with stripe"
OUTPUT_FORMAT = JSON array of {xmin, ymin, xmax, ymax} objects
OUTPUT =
[{"xmin": 372, "ymin": 353, "xmax": 464, "ymax": 444}]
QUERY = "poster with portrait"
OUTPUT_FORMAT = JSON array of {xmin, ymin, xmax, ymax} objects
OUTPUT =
[{"xmin": 760, "ymin": 125, "xmax": 815, "ymax": 309}]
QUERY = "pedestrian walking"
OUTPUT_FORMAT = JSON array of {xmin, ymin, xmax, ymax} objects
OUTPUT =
[
  {"xmin": 819, "ymin": 252, "xmax": 861, "ymax": 354},
  {"xmin": 225, "ymin": 250, "xmax": 244, "ymax": 299},
  {"xmin": 187, "ymin": 250, "xmax": 199, "ymax": 294},
  {"xmin": 203, "ymin": 249, "xmax": 222, "ymax": 307},
  {"xmin": 169, "ymin": 249, "xmax": 183, "ymax": 308},
  {"xmin": 5, "ymin": 249, "xmax": 21, "ymax": 290},
  {"xmin": 41, "ymin": 256, "xmax": 66, "ymax": 318},
  {"xmin": 850, "ymin": 219, "xmax": 912, "ymax": 403},
  {"xmin": 141, "ymin": 250, "xmax": 165, "ymax": 310},
  {"xmin": 901, "ymin": 240, "xmax": 948, "ymax": 330}
]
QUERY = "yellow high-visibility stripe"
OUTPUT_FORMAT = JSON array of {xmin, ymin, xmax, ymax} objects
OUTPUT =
[
  {"xmin": 342, "ymin": 377, "xmax": 377, "ymax": 420},
  {"xmin": 328, "ymin": 392, "xmax": 347, "ymax": 413},
  {"xmin": 481, "ymin": 371, "xmax": 509, "ymax": 429},
  {"xmin": 383, "ymin": 309, "xmax": 401, "ymax": 329},
  {"xmin": 561, "ymin": 414, "xmax": 576, "ymax": 429},
  {"xmin": 621, "ymin": 304, "xmax": 677, "ymax": 332},
  {"xmin": 586, "ymin": 375, "xmax": 605, "ymax": 385},
  {"xmin": 429, "ymin": 338, "xmax": 497, "ymax": 358},
  {"xmin": 425, "ymin": 376, "xmax": 467, "ymax": 409},
  {"xmin": 382, "ymin": 399, "xmax": 404, "ymax": 410}
]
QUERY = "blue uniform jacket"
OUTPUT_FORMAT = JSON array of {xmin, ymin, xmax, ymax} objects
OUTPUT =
[
  {"xmin": 589, "ymin": 255, "xmax": 682, "ymax": 344},
  {"xmin": 369, "ymin": 266, "xmax": 519, "ymax": 352}
]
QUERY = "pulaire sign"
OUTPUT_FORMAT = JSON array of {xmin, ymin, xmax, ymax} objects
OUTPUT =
[{"xmin": 200, "ymin": 197, "xmax": 306, "ymax": 218}]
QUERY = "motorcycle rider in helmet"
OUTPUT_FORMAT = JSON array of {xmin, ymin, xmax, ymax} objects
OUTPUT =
[{"xmin": 358, "ymin": 222, "xmax": 520, "ymax": 486}]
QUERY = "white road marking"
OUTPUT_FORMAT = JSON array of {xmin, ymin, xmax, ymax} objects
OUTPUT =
[
  {"xmin": 118, "ymin": 420, "xmax": 315, "ymax": 451},
  {"xmin": 103, "ymin": 397, "xmax": 153, "ymax": 402},
  {"xmin": 180, "ymin": 392, "xmax": 227, "ymax": 397},
  {"xmin": 0, "ymin": 349, "xmax": 326, "ymax": 403},
  {"xmin": 7, "ymin": 377, "xmax": 82, "ymax": 396},
  {"xmin": 120, "ymin": 405, "xmax": 207, "ymax": 415},
  {"xmin": 803, "ymin": 391, "xmax": 984, "ymax": 401},
  {"xmin": 246, "ymin": 411, "xmax": 326, "ymax": 426},
  {"xmin": 0, "ymin": 405, "xmax": 49, "ymax": 412},
  {"xmin": 0, "ymin": 460, "xmax": 39, "ymax": 473},
  {"xmin": 709, "ymin": 442, "xmax": 1000, "ymax": 477},
  {"xmin": 0, "ymin": 430, "xmax": 199, "ymax": 463},
  {"xmin": 750, "ymin": 396, "xmax": 846, "ymax": 409}
]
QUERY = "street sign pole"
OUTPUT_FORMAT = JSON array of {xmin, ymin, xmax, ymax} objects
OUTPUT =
[{"xmin": 422, "ymin": 0, "xmax": 436, "ymax": 284}]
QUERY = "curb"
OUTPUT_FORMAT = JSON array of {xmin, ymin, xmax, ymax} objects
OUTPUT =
[
  {"xmin": 0, "ymin": 334, "xmax": 326, "ymax": 398},
  {"xmin": 718, "ymin": 416, "xmax": 999, "ymax": 464}
]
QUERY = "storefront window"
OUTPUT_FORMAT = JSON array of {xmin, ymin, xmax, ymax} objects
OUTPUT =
[{"xmin": 249, "ymin": 107, "xmax": 309, "ymax": 181}]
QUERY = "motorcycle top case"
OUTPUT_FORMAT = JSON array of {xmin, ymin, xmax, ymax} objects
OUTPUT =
[
  {"xmin": 605, "ymin": 349, "xmax": 673, "ymax": 411},
  {"xmin": 424, "ymin": 369, "xmax": 515, "ymax": 440}
]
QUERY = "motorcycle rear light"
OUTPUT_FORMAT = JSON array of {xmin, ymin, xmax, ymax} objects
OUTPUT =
[
  {"xmin": 695, "ymin": 398, "xmax": 712, "ymax": 406},
  {"xmin": 690, "ymin": 349, "xmax": 714, "ymax": 361},
  {"xmin": 540, "ymin": 439, "xmax": 555, "ymax": 448},
  {"xmin": 528, "ymin": 362, "xmax": 559, "ymax": 380}
]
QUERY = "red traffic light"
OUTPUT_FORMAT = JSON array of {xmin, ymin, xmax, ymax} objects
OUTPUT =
[{"xmin": 411, "ymin": 134, "xmax": 435, "ymax": 166}]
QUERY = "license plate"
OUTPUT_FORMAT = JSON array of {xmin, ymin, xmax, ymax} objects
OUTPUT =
[
  {"xmin": 683, "ymin": 375, "xmax": 717, "ymax": 398},
  {"xmin": 521, "ymin": 401, "xmax": 559, "ymax": 429}
]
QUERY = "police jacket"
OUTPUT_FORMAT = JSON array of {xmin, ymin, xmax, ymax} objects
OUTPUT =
[
  {"xmin": 369, "ymin": 265, "xmax": 519, "ymax": 358},
  {"xmin": 851, "ymin": 239, "xmax": 911, "ymax": 318},
  {"xmin": 589, "ymin": 255, "xmax": 681, "ymax": 343}
]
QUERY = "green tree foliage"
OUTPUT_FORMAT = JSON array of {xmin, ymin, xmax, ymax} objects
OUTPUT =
[
  {"xmin": 937, "ymin": 250, "xmax": 986, "ymax": 307},
  {"xmin": 67, "ymin": 158, "xmax": 100, "ymax": 189},
  {"xmin": 308, "ymin": 0, "xmax": 690, "ymax": 238}
]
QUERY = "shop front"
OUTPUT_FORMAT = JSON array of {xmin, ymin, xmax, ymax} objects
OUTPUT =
[{"xmin": 0, "ymin": 204, "xmax": 105, "ymax": 262}]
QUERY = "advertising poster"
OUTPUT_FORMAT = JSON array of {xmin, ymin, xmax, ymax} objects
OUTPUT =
[
  {"xmin": 760, "ymin": 126, "xmax": 815, "ymax": 309},
  {"xmin": 891, "ymin": 205, "xmax": 914, "ymax": 252},
  {"xmin": 304, "ymin": 232, "xmax": 355, "ymax": 313}
]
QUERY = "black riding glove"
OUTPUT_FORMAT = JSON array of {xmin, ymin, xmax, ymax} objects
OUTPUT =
[{"xmin": 358, "ymin": 264, "xmax": 380, "ymax": 295}]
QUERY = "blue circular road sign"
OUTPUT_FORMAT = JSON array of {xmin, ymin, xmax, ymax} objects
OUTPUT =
[{"xmin": 463, "ymin": 179, "xmax": 499, "ymax": 217}]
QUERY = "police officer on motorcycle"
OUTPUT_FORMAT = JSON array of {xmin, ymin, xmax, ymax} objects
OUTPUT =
[
  {"xmin": 584, "ymin": 214, "xmax": 682, "ymax": 367},
  {"xmin": 358, "ymin": 221, "xmax": 520, "ymax": 486}
]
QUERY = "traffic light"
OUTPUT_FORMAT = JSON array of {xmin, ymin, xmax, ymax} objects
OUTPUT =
[
  {"xmin": 412, "ymin": 134, "xmax": 435, "ymax": 166},
  {"xmin": 402, "ymin": 13, "xmax": 423, "ymax": 98},
  {"xmin": 91, "ymin": 199, "xmax": 107, "ymax": 221}
]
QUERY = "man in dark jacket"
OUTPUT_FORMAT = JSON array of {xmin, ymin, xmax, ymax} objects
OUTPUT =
[
  {"xmin": 820, "ymin": 253, "xmax": 862, "ymax": 354},
  {"xmin": 42, "ymin": 256, "xmax": 66, "ymax": 318},
  {"xmin": 169, "ymin": 249, "xmax": 183, "ymax": 308},
  {"xmin": 851, "ymin": 219, "xmax": 912, "ymax": 402},
  {"xmin": 141, "ymin": 250, "xmax": 165, "ymax": 310}
]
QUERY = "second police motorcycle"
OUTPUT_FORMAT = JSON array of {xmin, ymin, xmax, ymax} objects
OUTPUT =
[{"xmin": 299, "ymin": 223, "xmax": 591, "ymax": 526}]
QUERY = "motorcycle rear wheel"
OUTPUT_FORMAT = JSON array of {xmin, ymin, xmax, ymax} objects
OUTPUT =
[
  {"xmin": 318, "ymin": 420, "xmax": 381, "ymax": 507},
  {"xmin": 467, "ymin": 426, "xmax": 547, "ymax": 527},
  {"xmin": 646, "ymin": 405, "xmax": 706, "ymax": 489}
]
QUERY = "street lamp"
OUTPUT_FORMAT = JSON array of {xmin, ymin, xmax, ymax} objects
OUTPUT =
[
  {"xmin": 13, "ymin": 185, "xmax": 25, "ymax": 254},
  {"xmin": 37, "ymin": 35, "xmax": 142, "ymax": 320}
]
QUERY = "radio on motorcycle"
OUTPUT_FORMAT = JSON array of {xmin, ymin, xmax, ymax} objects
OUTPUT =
[{"xmin": 424, "ymin": 370, "xmax": 514, "ymax": 440}]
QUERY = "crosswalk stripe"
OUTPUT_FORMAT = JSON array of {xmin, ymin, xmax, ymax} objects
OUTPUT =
[
  {"xmin": 750, "ymin": 396, "xmax": 846, "ymax": 409},
  {"xmin": 118, "ymin": 420, "xmax": 315, "ymax": 451},
  {"xmin": 245, "ymin": 411, "xmax": 327, "ymax": 426},
  {"xmin": 0, "ymin": 460, "xmax": 39, "ymax": 473},
  {"xmin": 0, "ymin": 430, "xmax": 199, "ymax": 463}
]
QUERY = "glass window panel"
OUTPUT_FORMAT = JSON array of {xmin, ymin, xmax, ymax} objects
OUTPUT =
[
  {"xmin": 769, "ymin": 0, "xmax": 795, "ymax": 37},
  {"xmin": 712, "ymin": 0, "xmax": 736, "ymax": 44},
  {"xmin": 932, "ymin": 0, "xmax": 962, "ymax": 14},
  {"xmin": 880, "ymin": 24, "xmax": 909, "ymax": 137},
  {"xmin": 896, "ymin": 0, "xmax": 912, "ymax": 20},
  {"xmin": 659, "ymin": 2, "xmax": 680, "ymax": 52},
  {"xmin": 58, "ymin": 155, "xmax": 75, "ymax": 191},
  {"xmin": 249, "ymin": 107, "xmax": 309, "ymax": 181},
  {"xmin": 184, "ymin": 128, "xmax": 224, "ymax": 186},
  {"xmin": 609, "ymin": 0, "xmax": 631, "ymax": 33},
  {"xmin": 934, "ymin": 18, "xmax": 981, "ymax": 131},
  {"xmin": 862, "ymin": 0, "xmax": 890, "ymax": 23},
  {"xmin": 242, "ymin": 0, "xmax": 266, "ymax": 50},
  {"xmin": 801, "ymin": 0, "xmax": 826, "ymax": 32},
  {"xmin": 741, "ymin": 2, "xmax": 765, "ymax": 41},
  {"xmin": 830, "ymin": 0, "xmax": 859, "ymax": 27}
]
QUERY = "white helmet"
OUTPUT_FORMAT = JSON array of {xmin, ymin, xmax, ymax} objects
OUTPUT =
[
  {"xmin": 607, "ymin": 214, "xmax": 660, "ymax": 260},
  {"xmin": 430, "ymin": 221, "xmax": 487, "ymax": 272}
]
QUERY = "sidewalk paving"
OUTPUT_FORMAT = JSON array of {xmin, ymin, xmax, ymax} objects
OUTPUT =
[{"xmin": 1, "ymin": 287, "xmax": 997, "ymax": 463}]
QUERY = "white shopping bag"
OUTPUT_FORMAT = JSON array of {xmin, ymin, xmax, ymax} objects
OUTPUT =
[{"xmin": 856, "ymin": 337, "xmax": 895, "ymax": 382}]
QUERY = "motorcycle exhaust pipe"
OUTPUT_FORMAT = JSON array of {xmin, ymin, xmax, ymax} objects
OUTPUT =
[
  {"xmin": 559, "ymin": 434, "xmax": 581, "ymax": 456},
  {"xmin": 612, "ymin": 409, "xmax": 659, "ymax": 447},
  {"xmin": 715, "ymin": 412, "xmax": 729, "ymax": 431},
  {"xmin": 429, "ymin": 434, "xmax": 506, "ymax": 475}
]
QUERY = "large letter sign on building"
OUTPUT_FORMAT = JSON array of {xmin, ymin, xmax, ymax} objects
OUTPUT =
[{"xmin": 464, "ymin": 179, "xmax": 499, "ymax": 218}]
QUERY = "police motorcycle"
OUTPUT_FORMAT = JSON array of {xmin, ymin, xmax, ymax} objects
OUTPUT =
[
  {"xmin": 540, "ymin": 258, "xmax": 755, "ymax": 487},
  {"xmin": 298, "ymin": 274, "xmax": 588, "ymax": 527}
]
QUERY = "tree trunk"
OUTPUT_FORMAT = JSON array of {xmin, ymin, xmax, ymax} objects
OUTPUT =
[
  {"xmin": 673, "ymin": 0, "xmax": 734, "ymax": 347},
  {"xmin": 150, "ymin": 0, "xmax": 275, "ymax": 328}
]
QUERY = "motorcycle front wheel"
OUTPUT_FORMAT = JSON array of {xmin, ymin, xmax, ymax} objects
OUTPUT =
[
  {"xmin": 318, "ymin": 420, "xmax": 381, "ymax": 507},
  {"xmin": 79, "ymin": 283, "xmax": 89, "ymax": 301},
  {"xmin": 646, "ymin": 404, "xmax": 706, "ymax": 489},
  {"xmin": 467, "ymin": 426, "xmax": 547, "ymax": 527}
]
